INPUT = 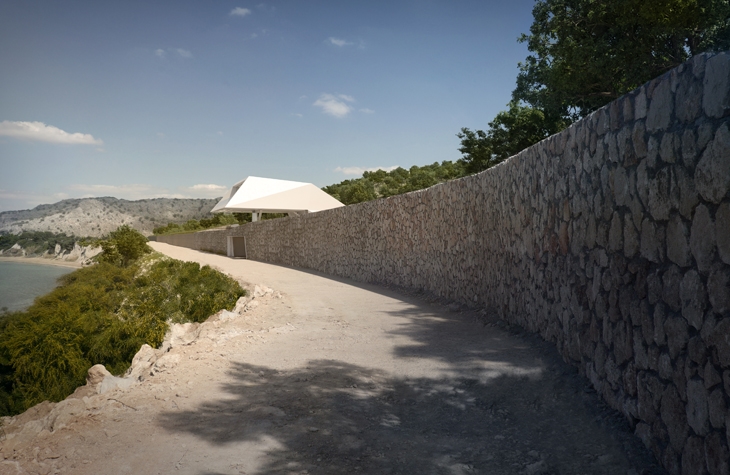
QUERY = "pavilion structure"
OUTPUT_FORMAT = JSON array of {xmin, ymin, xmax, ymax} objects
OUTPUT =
[
  {"xmin": 211, "ymin": 176, "xmax": 344, "ymax": 222},
  {"xmin": 211, "ymin": 176, "xmax": 345, "ymax": 258}
]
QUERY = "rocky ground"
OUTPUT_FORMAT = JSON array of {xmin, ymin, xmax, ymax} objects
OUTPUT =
[{"xmin": 0, "ymin": 244, "xmax": 666, "ymax": 474}]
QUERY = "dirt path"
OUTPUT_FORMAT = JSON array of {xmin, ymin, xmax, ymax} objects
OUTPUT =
[{"xmin": 1, "ymin": 243, "xmax": 664, "ymax": 475}]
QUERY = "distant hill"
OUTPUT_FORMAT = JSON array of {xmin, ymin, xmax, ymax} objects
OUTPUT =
[{"xmin": 0, "ymin": 197, "xmax": 220, "ymax": 237}]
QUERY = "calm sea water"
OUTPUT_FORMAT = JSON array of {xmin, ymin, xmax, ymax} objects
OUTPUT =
[{"xmin": 0, "ymin": 261, "xmax": 75, "ymax": 312}]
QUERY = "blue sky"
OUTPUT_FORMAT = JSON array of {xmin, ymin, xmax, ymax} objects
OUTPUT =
[{"xmin": 0, "ymin": 0, "xmax": 536, "ymax": 211}]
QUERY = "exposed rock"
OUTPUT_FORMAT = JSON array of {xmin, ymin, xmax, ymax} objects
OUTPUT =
[
  {"xmin": 98, "ymin": 375, "xmax": 135, "ymax": 395},
  {"xmin": 87, "ymin": 364, "xmax": 113, "ymax": 387},
  {"xmin": 125, "ymin": 344, "xmax": 159, "ymax": 381}
]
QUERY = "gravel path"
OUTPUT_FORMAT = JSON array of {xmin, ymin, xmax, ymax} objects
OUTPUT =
[{"xmin": 1, "ymin": 243, "xmax": 664, "ymax": 474}]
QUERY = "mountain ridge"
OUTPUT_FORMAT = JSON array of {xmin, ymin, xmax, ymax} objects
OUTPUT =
[{"xmin": 0, "ymin": 197, "xmax": 220, "ymax": 237}]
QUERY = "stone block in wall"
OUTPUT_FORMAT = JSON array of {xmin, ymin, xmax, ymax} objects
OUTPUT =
[
  {"xmin": 665, "ymin": 316, "xmax": 689, "ymax": 360},
  {"xmin": 686, "ymin": 378, "xmax": 710, "ymax": 436},
  {"xmin": 647, "ymin": 76, "xmax": 672, "ymax": 132},
  {"xmin": 680, "ymin": 270, "xmax": 707, "ymax": 330},
  {"xmin": 695, "ymin": 124, "xmax": 730, "ymax": 204},
  {"xmin": 716, "ymin": 203, "xmax": 730, "ymax": 264},
  {"xmin": 690, "ymin": 204, "xmax": 717, "ymax": 273},
  {"xmin": 707, "ymin": 267, "xmax": 730, "ymax": 315},
  {"xmin": 667, "ymin": 213, "xmax": 692, "ymax": 267},
  {"xmin": 681, "ymin": 436, "xmax": 706, "ymax": 475},
  {"xmin": 704, "ymin": 431, "xmax": 729, "ymax": 475},
  {"xmin": 702, "ymin": 52, "xmax": 730, "ymax": 118},
  {"xmin": 706, "ymin": 318, "xmax": 730, "ymax": 368},
  {"xmin": 662, "ymin": 383, "xmax": 690, "ymax": 453}
]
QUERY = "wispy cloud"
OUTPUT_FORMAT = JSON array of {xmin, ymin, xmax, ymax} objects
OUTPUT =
[
  {"xmin": 67, "ymin": 184, "xmax": 185, "ymax": 199},
  {"xmin": 0, "ymin": 121, "xmax": 103, "ymax": 145},
  {"xmin": 335, "ymin": 165, "xmax": 399, "ymax": 176},
  {"xmin": 327, "ymin": 37, "xmax": 352, "ymax": 47},
  {"xmin": 185, "ymin": 184, "xmax": 227, "ymax": 198},
  {"xmin": 359, "ymin": 108, "xmax": 375, "ymax": 114},
  {"xmin": 154, "ymin": 48, "xmax": 192, "ymax": 59},
  {"xmin": 230, "ymin": 7, "xmax": 252, "ymax": 17},
  {"xmin": 313, "ymin": 94, "xmax": 355, "ymax": 118}
]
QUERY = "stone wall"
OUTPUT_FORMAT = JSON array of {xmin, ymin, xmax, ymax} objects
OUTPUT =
[{"xmin": 158, "ymin": 52, "xmax": 730, "ymax": 474}]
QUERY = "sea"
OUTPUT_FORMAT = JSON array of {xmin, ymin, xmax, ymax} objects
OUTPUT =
[{"xmin": 0, "ymin": 261, "xmax": 75, "ymax": 313}]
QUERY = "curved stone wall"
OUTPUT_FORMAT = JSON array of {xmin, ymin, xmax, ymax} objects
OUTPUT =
[{"xmin": 159, "ymin": 52, "xmax": 730, "ymax": 474}]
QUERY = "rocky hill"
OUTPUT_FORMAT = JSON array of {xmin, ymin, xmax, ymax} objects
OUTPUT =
[{"xmin": 0, "ymin": 197, "xmax": 220, "ymax": 237}]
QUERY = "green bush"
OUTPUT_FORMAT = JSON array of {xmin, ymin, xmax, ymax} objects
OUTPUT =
[
  {"xmin": 0, "ymin": 227, "xmax": 245, "ymax": 415},
  {"xmin": 95, "ymin": 225, "xmax": 151, "ymax": 267}
]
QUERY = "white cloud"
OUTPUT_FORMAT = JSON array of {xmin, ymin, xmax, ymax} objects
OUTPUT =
[
  {"xmin": 190, "ymin": 184, "xmax": 226, "ymax": 191},
  {"xmin": 328, "ymin": 37, "xmax": 352, "ymax": 47},
  {"xmin": 359, "ymin": 108, "xmax": 375, "ymax": 114},
  {"xmin": 313, "ymin": 93, "xmax": 355, "ymax": 118},
  {"xmin": 176, "ymin": 48, "xmax": 192, "ymax": 58},
  {"xmin": 0, "ymin": 121, "xmax": 103, "ymax": 145},
  {"xmin": 155, "ymin": 48, "xmax": 166, "ymax": 58},
  {"xmin": 230, "ymin": 7, "xmax": 251, "ymax": 17},
  {"xmin": 335, "ymin": 165, "xmax": 399, "ymax": 176},
  {"xmin": 291, "ymin": 113, "xmax": 303, "ymax": 118},
  {"xmin": 185, "ymin": 184, "xmax": 227, "ymax": 198}
]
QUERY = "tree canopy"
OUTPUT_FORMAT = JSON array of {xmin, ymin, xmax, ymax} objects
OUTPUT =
[
  {"xmin": 514, "ymin": 0, "xmax": 730, "ymax": 119},
  {"xmin": 323, "ymin": 161, "xmax": 467, "ymax": 205},
  {"xmin": 459, "ymin": 0, "xmax": 730, "ymax": 173}
]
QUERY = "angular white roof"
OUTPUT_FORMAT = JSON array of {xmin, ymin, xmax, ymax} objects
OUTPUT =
[{"xmin": 211, "ymin": 176, "xmax": 345, "ymax": 214}]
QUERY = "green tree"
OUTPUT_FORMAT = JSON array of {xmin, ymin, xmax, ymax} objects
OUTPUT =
[
  {"xmin": 96, "ymin": 225, "xmax": 151, "ymax": 267},
  {"xmin": 514, "ymin": 0, "xmax": 730, "ymax": 118},
  {"xmin": 457, "ymin": 102, "xmax": 565, "ymax": 173}
]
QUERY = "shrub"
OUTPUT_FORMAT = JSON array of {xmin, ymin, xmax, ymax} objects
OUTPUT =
[{"xmin": 0, "ymin": 248, "xmax": 245, "ymax": 414}]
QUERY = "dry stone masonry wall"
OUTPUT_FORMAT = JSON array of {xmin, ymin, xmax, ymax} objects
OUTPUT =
[{"xmin": 158, "ymin": 52, "xmax": 730, "ymax": 475}]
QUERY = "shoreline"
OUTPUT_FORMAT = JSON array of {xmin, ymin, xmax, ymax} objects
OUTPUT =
[{"xmin": 0, "ymin": 256, "xmax": 83, "ymax": 269}]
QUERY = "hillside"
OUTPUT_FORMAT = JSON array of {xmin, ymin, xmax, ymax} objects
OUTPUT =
[{"xmin": 0, "ymin": 197, "xmax": 219, "ymax": 238}]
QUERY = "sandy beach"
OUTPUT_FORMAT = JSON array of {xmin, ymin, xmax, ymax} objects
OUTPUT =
[{"xmin": 0, "ymin": 255, "xmax": 82, "ymax": 268}]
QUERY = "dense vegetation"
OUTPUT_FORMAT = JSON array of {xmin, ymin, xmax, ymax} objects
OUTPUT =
[
  {"xmin": 0, "ymin": 226, "xmax": 245, "ymax": 416},
  {"xmin": 458, "ymin": 0, "xmax": 730, "ymax": 173},
  {"xmin": 153, "ymin": 212, "xmax": 288, "ymax": 235},
  {"xmin": 0, "ymin": 231, "xmax": 82, "ymax": 255},
  {"xmin": 323, "ymin": 161, "xmax": 468, "ymax": 205}
]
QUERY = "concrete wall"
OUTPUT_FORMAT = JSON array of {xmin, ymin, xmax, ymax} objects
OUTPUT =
[{"xmin": 158, "ymin": 52, "xmax": 730, "ymax": 474}]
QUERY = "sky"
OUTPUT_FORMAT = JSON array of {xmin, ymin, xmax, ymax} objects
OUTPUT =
[{"xmin": 0, "ymin": 0, "xmax": 536, "ymax": 212}]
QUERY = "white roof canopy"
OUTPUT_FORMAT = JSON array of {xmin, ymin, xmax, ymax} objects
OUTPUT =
[{"xmin": 211, "ymin": 176, "xmax": 345, "ymax": 214}]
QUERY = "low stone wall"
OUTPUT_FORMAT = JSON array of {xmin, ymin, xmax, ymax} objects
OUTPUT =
[
  {"xmin": 155, "ymin": 232, "xmax": 196, "ymax": 249},
  {"xmin": 164, "ymin": 52, "xmax": 730, "ymax": 474}
]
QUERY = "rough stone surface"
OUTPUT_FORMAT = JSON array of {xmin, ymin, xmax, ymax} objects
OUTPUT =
[
  {"xmin": 716, "ymin": 202, "xmax": 730, "ymax": 265},
  {"xmin": 690, "ymin": 205, "xmax": 716, "ymax": 273},
  {"xmin": 707, "ymin": 268, "xmax": 730, "ymax": 315},
  {"xmin": 702, "ymin": 52, "xmax": 730, "ymax": 118},
  {"xmin": 158, "ymin": 53, "xmax": 730, "ymax": 475},
  {"xmin": 695, "ymin": 124, "xmax": 730, "ymax": 204},
  {"xmin": 679, "ymin": 270, "xmax": 707, "ymax": 330}
]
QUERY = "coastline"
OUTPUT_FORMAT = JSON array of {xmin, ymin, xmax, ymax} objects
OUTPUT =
[{"xmin": 0, "ymin": 256, "xmax": 83, "ymax": 269}]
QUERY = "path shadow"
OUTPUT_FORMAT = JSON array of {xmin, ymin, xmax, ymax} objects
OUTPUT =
[{"xmin": 158, "ymin": 358, "xmax": 663, "ymax": 475}]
